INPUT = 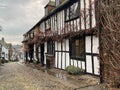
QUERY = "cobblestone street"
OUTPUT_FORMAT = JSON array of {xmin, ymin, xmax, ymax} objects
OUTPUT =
[
  {"xmin": 0, "ymin": 62, "xmax": 78, "ymax": 90},
  {"xmin": 0, "ymin": 62, "xmax": 104, "ymax": 90}
]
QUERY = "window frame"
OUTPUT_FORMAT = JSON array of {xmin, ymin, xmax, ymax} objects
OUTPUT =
[
  {"xmin": 65, "ymin": 1, "xmax": 79, "ymax": 22},
  {"xmin": 70, "ymin": 36, "xmax": 85, "ymax": 60}
]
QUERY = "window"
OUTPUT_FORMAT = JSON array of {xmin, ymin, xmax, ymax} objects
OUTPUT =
[
  {"xmin": 65, "ymin": 2, "xmax": 79, "ymax": 21},
  {"xmin": 70, "ymin": 37, "xmax": 85, "ymax": 60},
  {"xmin": 47, "ymin": 41, "xmax": 54, "ymax": 55},
  {"xmin": 45, "ymin": 19, "xmax": 51, "ymax": 30},
  {"xmin": 55, "ymin": 0, "xmax": 60, "ymax": 6}
]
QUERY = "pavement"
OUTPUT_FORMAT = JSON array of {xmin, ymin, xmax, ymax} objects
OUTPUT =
[{"xmin": 0, "ymin": 62, "xmax": 105, "ymax": 90}]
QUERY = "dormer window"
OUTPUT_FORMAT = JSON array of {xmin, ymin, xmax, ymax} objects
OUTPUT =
[
  {"xmin": 65, "ymin": 1, "xmax": 79, "ymax": 21},
  {"xmin": 55, "ymin": 0, "xmax": 60, "ymax": 6},
  {"xmin": 44, "ymin": 1, "xmax": 55, "ymax": 16}
]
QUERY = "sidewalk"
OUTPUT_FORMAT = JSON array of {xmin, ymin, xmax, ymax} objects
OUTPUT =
[{"xmin": 23, "ymin": 62, "xmax": 103, "ymax": 90}]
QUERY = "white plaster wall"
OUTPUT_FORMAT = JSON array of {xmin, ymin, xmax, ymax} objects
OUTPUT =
[
  {"xmin": 86, "ymin": 36, "xmax": 91, "ymax": 53},
  {"xmin": 80, "ymin": 0, "xmax": 96, "ymax": 30},
  {"xmin": 51, "ymin": 16, "xmax": 54, "ymax": 32},
  {"xmin": 44, "ymin": 42, "xmax": 47, "ymax": 64},
  {"xmin": 58, "ymin": 52, "xmax": 61, "ymax": 68},
  {"xmin": 86, "ymin": 55, "xmax": 92, "ymax": 73},
  {"xmin": 57, "ymin": 12, "xmax": 61, "ymax": 34},
  {"xmin": 66, "ymin": 39, "xmax": 69, "ymax": 51},
  {"xmin": 55, "ymin": 39, "xmax": 70, "ymax": 69},
  {"xmin": 55, "ymin": 52, "xmax": 58, "ymax": 68},
  {"xmin": 78, "ymin": 61, "xmax": 82, "ymax": 68},
  {"xmin": 60, "ymin": 11, "xmax": 63, "ymax": 34},
  {"xmin": 2, "ymin": 46, "xmax": 8, "ymax": 60},
  {"xmin": 62, "ymin": 40, "xmax": 65, "ymax": 51},
  {"xmin": 74, "ymin": 60, "xmax": 78, "ymax": 67},
  {"xmin": 91, "ymin": 0, "xmax": 96, "ymax": 28},
  {"xmin": 71, "ymin": 60, "xmax": 73, "ymax": 66},
  {"xmin": 54, "ymin": 14, "xmax": 57, "ymax": 32},
  {"xmin": 62, "ymin": 10, "xmax": 65, "ymax": 31},
  {"xmin": 77, "ymin": 19, "xmax": 80, "ymax": 31},
  {"xmin": 62, "ymin": 52, "xmax": 65, "ymax": 69},
  {"xmin": 55, "ymin": 41, "xmax": 57, "ymax": 50},
  {"xmin": 34, "ymin": 45, "xmax": 37, "ymax": 60},
  {"xmin": 40, "ymin": 22, "xmax": 45, "ymax": 32},
  {"xmin": 93, "ymin": 36, "xmax": 99, "ymax": 54},
  {"xmin": 58, "ymin": 42, "xmax": 61, "ymax": 51},
  {"xmin": 82, "ymin": 61, "xmax": 85, "ymax": 69},
  {"xmin": 66, "ymin": 53, "xmax": 70, "ymax": 67},
  {"xmin": 81, "ymin": 0, "xmax": 85, "ymax": 30},
  {"xmin": 94, "ymin": 56, "xmax": 100, "ymax": 75}
]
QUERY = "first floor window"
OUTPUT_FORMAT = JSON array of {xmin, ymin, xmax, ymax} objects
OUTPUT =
[
  {"xmin": 70, "ymin": 37, "xmax": 85, "ymax": 59},
  {"xmin": 65, "ymin": 1, "xmax": 79, "ymax": 21}
]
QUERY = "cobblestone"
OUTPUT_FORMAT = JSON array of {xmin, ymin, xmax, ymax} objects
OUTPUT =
[
  {"xmin": 0, "ymin": 62, "xmax": 76, "ymax": 90},
  {"xmin": 0, "ymin": 62, "xmax": 104, "ymax": 90}
]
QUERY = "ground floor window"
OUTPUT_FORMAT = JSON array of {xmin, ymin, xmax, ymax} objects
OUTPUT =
[{"xmin": 70, "ymin": 37, "xmax": 85, "ymax": 60}]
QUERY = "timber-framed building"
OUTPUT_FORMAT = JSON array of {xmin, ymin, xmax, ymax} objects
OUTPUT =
[{"xmin": 22, "ymin": 0, "xmax": 100, "ymax": 75}]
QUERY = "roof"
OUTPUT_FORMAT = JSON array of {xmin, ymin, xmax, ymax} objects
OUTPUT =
[
  {"xmin": 41, "ymin": 0, "xmax": 69, "ymax": 22},
  {"xmin": 0, "ymin": 39, "xmax": 12, "ymax": 49},
  {"xmin": 24, "ymin": 0, "xmax": 78, "ymax": 35}
]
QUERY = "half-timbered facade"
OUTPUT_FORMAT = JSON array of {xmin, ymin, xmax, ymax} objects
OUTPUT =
[{"xmin": 22, "ymin": 0, "xmax": 99, "ymax": 75}]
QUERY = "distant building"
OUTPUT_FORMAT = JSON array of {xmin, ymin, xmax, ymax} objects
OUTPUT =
[
  {"xmin": 0, "ymin": 37, "xmax": 12, "ymax": 61},
  {"xmin": 12, "ymin": 45, "xmax": 23, "ymax": 62}
]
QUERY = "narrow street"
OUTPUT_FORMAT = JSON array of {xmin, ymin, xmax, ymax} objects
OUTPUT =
[
  {"xmin": 0, "ymin": 62, "xmax": 78, "ymax": 90},
  {"xmin": 0, "ymin": 62, "xmax": 104, "ymax": 90}
]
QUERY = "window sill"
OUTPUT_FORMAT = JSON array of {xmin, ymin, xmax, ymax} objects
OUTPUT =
[{"xmin": 70, "ymin": 56, "xmax": 85, "ymax": 61}]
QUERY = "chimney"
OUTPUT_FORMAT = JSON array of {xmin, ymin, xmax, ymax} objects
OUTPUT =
[{"xmin": 44, "ymin": 0, "xmax": 55, "ymax": 16}]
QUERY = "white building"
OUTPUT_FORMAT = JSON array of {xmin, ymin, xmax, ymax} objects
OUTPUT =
[
  {"xmin": 12, "ymin": 45, "xmax": 24, "ymax": 62},
  {"xmin": 0, "ymin": 38, "xmax": 12, "ymax": 61}
]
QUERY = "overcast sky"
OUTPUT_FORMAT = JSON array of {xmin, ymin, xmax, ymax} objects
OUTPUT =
[{"xmin": 0, "ymin": 0, "xmax": 49, "ymax": 45}]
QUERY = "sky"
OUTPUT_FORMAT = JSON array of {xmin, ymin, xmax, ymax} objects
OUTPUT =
[{"xmin": 0, "ymin": 0, "xmax": 49, "ymax": 45}]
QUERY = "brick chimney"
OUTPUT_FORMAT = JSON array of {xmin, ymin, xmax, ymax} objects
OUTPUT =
[{"xmin": 44, "ymin": 0, "xmax": 55, "ymax": 16}]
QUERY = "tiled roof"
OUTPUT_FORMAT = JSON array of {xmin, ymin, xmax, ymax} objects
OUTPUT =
[{"xmin": 24, "ymin": 0, "xmax": 80, "ymax": 35}]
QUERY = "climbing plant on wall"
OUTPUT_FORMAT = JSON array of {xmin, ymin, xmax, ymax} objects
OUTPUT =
[{"xmin": 100, "ymin": 0, "xmax": 120, "ymax": 88}]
